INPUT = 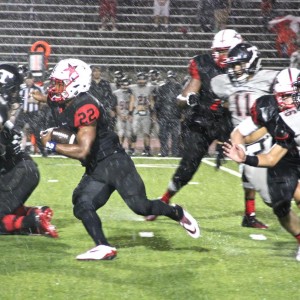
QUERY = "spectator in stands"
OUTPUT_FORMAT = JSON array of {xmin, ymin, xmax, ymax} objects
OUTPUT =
[
  {"xmin": 155, "ymin": 70, "xmax": 182, "ymax": 157},
  {"xmin": 153, "ymin": 0, "xmax": 170, "ymax": 31},
  {"xmin": 197, "ymin": 0, "xmax": 213, "ymax": 32},
  {"xmin": 290, "ymin": 34, "xmax": 300, "ymax": 70},
  {"xmin": 269, "ymin": 17, "xmax": 297, "ymax": 58},
  {"xmin": 89, "ymin": 66, "xmax": 117, "ymax": 130},
  {"xmin": 99, "ymin": 0, "xmax": 118, "ymax": 31},
  {"xmin": 261, "ymin": 0, "xmax": 276, "ymax": 30},
  {"xmin": 212, "ymin": 0, "xmax": 232, "ymax": 32}
]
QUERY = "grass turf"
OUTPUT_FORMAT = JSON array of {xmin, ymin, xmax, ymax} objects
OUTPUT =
[{"xmin": 0, "ymin": 157, "xmax": 299, "ymax": 300}]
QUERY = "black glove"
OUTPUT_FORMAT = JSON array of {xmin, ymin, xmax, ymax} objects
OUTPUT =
[
  {"xmin": 2, "ymin": 121, "xmax": 23, "ymax": 156},
  {"xmin": 186, "ymin": 93, "xmax": 200, "ymax": 108}
]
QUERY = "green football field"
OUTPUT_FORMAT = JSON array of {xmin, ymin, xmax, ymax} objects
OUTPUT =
[{"xmin": 0, "ymin": 156, "xmax": 299, "ymax": 300}]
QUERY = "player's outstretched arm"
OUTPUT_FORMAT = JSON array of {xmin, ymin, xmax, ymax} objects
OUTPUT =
[
  {"xmin": 222, "ymin": 142, "xmax": 246, "ymax": 163},
  {"xmin": 223, "ymin": 142, "xmax": 288, "ymax": 167}
]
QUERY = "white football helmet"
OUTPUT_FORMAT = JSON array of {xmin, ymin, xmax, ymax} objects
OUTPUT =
[
  {"xmin": 211, "ymin": 29, "xmax": 243, "ymax": 68},
  {"xmin": 273, "ymin": 68, "xmax": 300, "ymax": 111},
  {"xmin": 48, "ymin": 58, "xmax": 91, "ymax": 102}
]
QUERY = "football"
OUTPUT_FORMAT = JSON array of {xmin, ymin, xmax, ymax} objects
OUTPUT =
[{"xmin": 50, "ymin": 127, "xmax": 77, "ymax": 144}]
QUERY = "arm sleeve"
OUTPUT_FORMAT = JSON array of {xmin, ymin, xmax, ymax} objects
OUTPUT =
[{"xmin": 237, "ymin": 116, "xmax": 260, "ymax": 136}]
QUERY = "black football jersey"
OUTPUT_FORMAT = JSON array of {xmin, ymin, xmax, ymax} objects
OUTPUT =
[
  {"xmin": 184, "ymin": 54, "xmax": 227, "ymax": 129},
  {"xmin": 251, "ymin": 95, "xmax": 300, "ymax": 165},
  {"xmin": 0, "ymin": 100, "xmax": 30, "ymax": 169},
  {"xmin": 53, "ymin": 92, "xmax": 123, "ymax": 167}
]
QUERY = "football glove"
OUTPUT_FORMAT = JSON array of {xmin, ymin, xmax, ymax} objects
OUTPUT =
[
  {"xmin": 8, "ymin": 131, "xmax": 22, "ymax": 155},
  {"xmin": 1, "ymin": 121, "xmax": 23, "ymax": 156},
  {"xmin": 186, "ymin": 92, "xmax": 200, "ymax": 108}
]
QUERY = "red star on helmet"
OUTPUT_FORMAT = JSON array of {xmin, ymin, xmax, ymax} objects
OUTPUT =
[{"xmin": 64, "ymin": 63, "xmax": 79, "ymax": 81}]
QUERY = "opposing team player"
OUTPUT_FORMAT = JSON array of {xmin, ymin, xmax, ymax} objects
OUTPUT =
[
  {"xmin": 114, "ymin": 76, "xmax": 134, "ymax": 154},
  {"xmin": 211, "ymin": 42, "xmax": 279, "ymax": 228},
  {"xmin": 223, "ymin": 68, "xmax": 300, "ymax": 261},
  {"xmin": 40, "ymin": 58, "xmax": 200, "ymax": 261},
  {"xmin": 128, "ymin": 72, "xmax": 155, "ymax": 156},
  {"xmin": 146, "ymin": 29, "xmax": 242, "ymax": 221},
  {"xmin": 0, "ymin": 64, "xmax": 57, "ymax": 237}
]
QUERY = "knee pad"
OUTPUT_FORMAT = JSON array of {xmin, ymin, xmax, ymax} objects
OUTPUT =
[{"xmin": 273, "ymin": 200, "xmax": 291, "ymax": 218}]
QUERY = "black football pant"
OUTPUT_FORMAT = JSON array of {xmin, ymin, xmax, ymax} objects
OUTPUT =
[
  {"xmin": 268, "ymin": 161, "xmax": 299, "ymax": 218},
  {"xmin": 171, "ymin": 126, "xmax": 215, "ymax": 191},
  {"xmin": 0, "ymin": 158, "xmax": 40, "ymax": 220},
  {"xmin": 72, "ymin": 151, "xmax": 182, "ymax": 245}
]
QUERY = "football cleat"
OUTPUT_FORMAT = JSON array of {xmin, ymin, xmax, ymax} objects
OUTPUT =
[
  {"xmin": 176, "ymin": 205, "xmax": 201, "ymax": 238},
  {"xmin": 35, "ymin": 208, "xmax": 59, "ymax": 238},
  {"xmin": 76, "ymin": 245, "xmax": 117, "ymax": 261},
  {"xmin": 296, "ymin": 245, "xmax": 300, "ymax": 262},
  {"xmin": 242, "ymin": 215, "xmax": 268, "ymax": 229},
  {"xmin": 141, "ymin": 150, "xmax": 151, "ymax": 156}
]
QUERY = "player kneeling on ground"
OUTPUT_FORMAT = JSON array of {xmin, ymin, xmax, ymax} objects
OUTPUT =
[{"xmin": 41, "ymin": 58, "xmax": 200, "ymax": 261}]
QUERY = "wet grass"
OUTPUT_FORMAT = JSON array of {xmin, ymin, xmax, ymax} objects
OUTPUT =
[{"xmin": 0, "ymin": 157, "xmax": 299, "ymax": 300}]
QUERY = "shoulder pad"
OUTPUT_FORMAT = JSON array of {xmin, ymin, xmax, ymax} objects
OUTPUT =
[
  {"xmin": 274, "ymin": 117, "xmax": 294, "ymax": 148},
  {"xmin": 251, "ymin": 95, "xmax": 279, "ymax": 125}
]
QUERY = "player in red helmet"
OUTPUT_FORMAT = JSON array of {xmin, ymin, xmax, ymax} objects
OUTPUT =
[{"xmin": 145, "ymin": 29, "xmax": 242, "ymax": 221}]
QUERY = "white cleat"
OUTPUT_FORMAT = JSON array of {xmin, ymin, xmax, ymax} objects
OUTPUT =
[
  {"xmin": 296, "ymin": 245, "xmax": 300, "ymax": 262},
  {"xmin": 76, "ymin": 245, "xmax": 117, "ymax": 261},
  {"xmin": 179, "ymin": 207, "xmax": 201, "ymax": 239}
]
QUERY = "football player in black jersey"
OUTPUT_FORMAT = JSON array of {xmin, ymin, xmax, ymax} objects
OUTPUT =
[
  {"xmin": 223, "ymin": 68, "xmax": 300, "ymax": 261},
  {"xmin": 40, "ymin": 58, "xmax": 200, "ymax": 261},
  {"xmin": 145, "ymin": 29, "xmax": 244, "ymax": 221},
  {"xmin": 0, "ymin": 64, "xmax": 57, "ymax": 238}
]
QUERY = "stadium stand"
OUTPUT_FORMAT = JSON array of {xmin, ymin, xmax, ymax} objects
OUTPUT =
[{"xmin": 0, "ymin": 0, "xmax": 298, "ymax": 77}]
